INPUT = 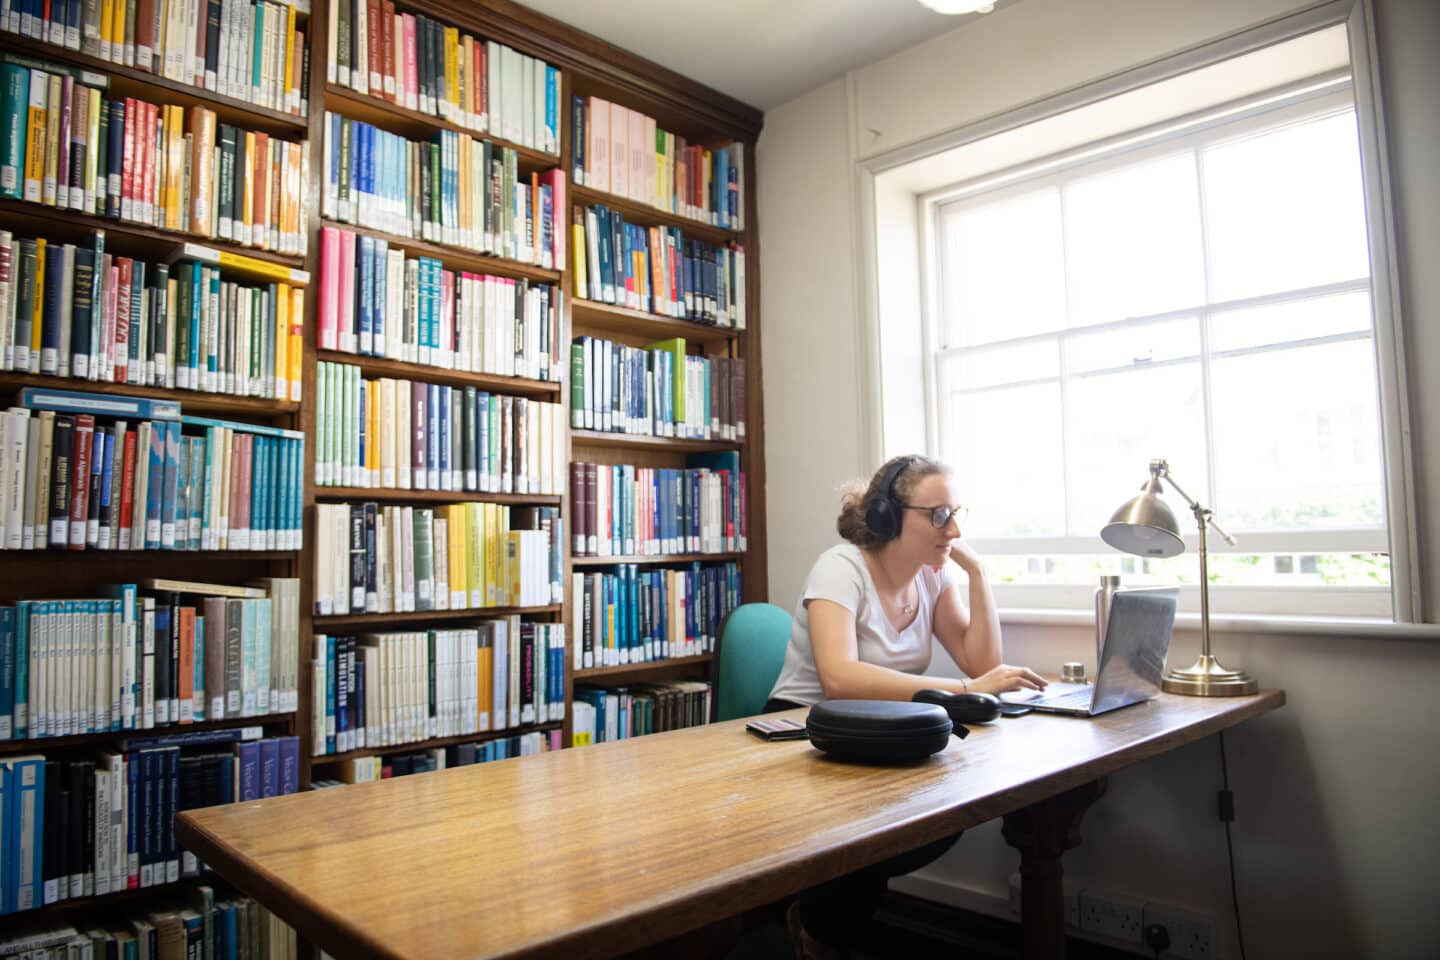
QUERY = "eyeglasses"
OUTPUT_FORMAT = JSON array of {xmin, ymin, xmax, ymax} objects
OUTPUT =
[{"xmin": 902, "ymin": 504, "xmax": 969, "ymax": 530}]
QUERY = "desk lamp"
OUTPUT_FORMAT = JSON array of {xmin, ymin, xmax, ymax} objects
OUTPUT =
[{"xmin": 1101, "ymin": 459, "xmax": 1258, "ymax": 696}]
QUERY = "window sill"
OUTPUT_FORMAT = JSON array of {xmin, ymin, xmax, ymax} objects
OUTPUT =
[{"xmin": 998, "ymin": 607, "xmax": 1440, "ymax": 640}]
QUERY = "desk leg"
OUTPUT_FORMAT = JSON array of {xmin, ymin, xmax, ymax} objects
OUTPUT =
[{"xmin": 1001, "ymin": 779, "xmax": 1107, "ymax": 960}]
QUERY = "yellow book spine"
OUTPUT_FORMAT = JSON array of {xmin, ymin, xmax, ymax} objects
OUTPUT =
[
  {"xmin": 289, "ymin": 286, "xmax": 304, "ymax": 401},
  {"xmin": 477, "ymin": 636, "xmax": 491, "ymax": 731},
  {"xmin": 99, "ymin": 0, "xmax": 115, "ymax": 60},
  {"xmin": 284, "ymin": 6, "xmax": 297, "ymax": 110},
  {"xmin": 40, "ymin": 75, "xmax": 62, "ymax": 207},
  {"xmin": 274, "ymin": 281, "xmax": 289, "ymax": 400},
  {"xmin": 444, "ymin": 27, "xmax": 459, "ymax": 119},
  {"xmin": 86, "ymin": 87, "xmax": 102, "ymax": 214},
  {"xmin": 467, "ymin": 502, "xmax": 483, "ymax": 608},
  {"xmin": 30, "ymin": 239, "xmax": 45, "ymax": 360},
  {"xmin": 242, "ymin": 131, "xmax": 256, "ymax": 244},
  {"xmin": 168, "ymin": 105, "xmax": 184, "ymax": 230},
  {"xmin": 572, "ymin": 218, "xmax": 587, "ymax": 297}
]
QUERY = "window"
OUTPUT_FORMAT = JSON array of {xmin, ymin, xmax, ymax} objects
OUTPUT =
[{"xmin": 929, "ymin": 91, "xmax": 1390, "ymax": 615}]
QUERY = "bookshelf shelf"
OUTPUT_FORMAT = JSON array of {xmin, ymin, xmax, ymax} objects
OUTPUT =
[
  {"xmin": 575, "ymin": 654, "xmax": 713, "ymax": 681},
  {"xmin": 0, "ymin": 712, "xmax": 297, "ymax": 756},
  {"xmin": 572, "ymin": 184, "xmax": 741, "ymax": 245},
  {"xmin": 314, "ymin": 349, "xmax": 562, "ymax": 399},
  {"xmin": 0, "ymin": 32, "xmax": 310, "ymax": 138},
  {"xmin": 316, "ymin": 487, "xmax": 561, "ymax": 506},
  {"xmin": 0, "ymin": 372, "xmax": 301, "ymax": 417},
  {"xmin": 323, "ymin": 84, "xmax": 558, "ymax": 172},
  {"xmin": 0, "ymin": 198, "xmax": 307, "ymax": 272},
  {"xmin": 2, "ymin": 873, "xmax": 213, "ymax": 922},
  {"xmin": 569, "ymin": 298, "xmax": 742, "ymax": 347},
  {"xmin": 311, "ymin": 720, "xmax": 565, "ymax": 765},
  {"xmin": 314, "ymin": 604, "xmax": 562, "ymax": 630},
  {"xmin": 318, "ymin": 218, "xmax": 561, "ymax": 285},
  {"xmin": 571, "ymin": 552, "xmax": 744, "ymax": 567},
  {"xmin": 4, "ymin": 548, "xmax": 298, "ymax": 561},
  {"xmin": 570, "ymin": 429, "xmax": 742, "ymax": 453}
]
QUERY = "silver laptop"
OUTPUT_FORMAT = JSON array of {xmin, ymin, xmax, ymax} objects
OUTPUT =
[{"xmin": 1003, "ymin": 587, "xmax": 1178, "ymax": 716}]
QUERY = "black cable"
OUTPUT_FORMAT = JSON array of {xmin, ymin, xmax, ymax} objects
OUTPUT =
[{"xmin": 1218, "ymin": 732, "xmax": 1248, "ymax": 960}]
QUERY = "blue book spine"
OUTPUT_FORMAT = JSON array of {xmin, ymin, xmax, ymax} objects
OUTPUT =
[
  {"xmin": 437, "ymin": 385, "xmax": 450, "ymax": 490},
  {"xmin": 126, "ymin": 749, "xmax": 139, "ymax": 887},
  {"xmin": 161, "ymin": 421, "xmax": 180, "ymax": 549},
  {"xmin": 259, "ymin": 737, "xmax": 278, "ymax": 798},
  {"xmin": 545, "ymin": 67, "xmax": 557, "ymax": 152},
  {"xmin": 0, "ymin": 764, "xmax": 11, "ymax": 913},
  {"xmin": 278, "ymin": 736, "xmax": 299, "ymax": 795},
  {"xmin": 327, "ymin": 112, "xmax": 340, "ymax": 212},
  {"xmin": 186, "ymin": 263, "xmax": 202, "ymax": 382},
  {"xmin": 139, "ymin": 748, "xmax": 156, "ymax": 886},
  {"xmin": 235, "ymin": 740, "xmax": 260, "ymax": 801},
  {"xmin": 372, "ymin": 237, "xmax": 387, "ymax": 351},
  {"xmin": 570, "ymin": 94, "xmax": 584, "ymax": 183},
  {"xmin": 0, "ymin": 607, "xmax": 13, "ymax": 740},
  {"xmin": 144, "ymin": 421, "xmax": 164, "ymax": 549},
  {"xmin": 358, "ymin": 234, "xmax": 374, "ymax": 355},
  {"xmin": 250, "ymin": 436, "xmax": 267, "ymax": 550},
  {"xmin": 165, "ymin": 747, "xmax": 179, "ymax": 881},
  {"xmin": 0, "ymin": 65, "xmax": 28, "ymax": 201},
  {"xmin": 192, "ymin": 615, "xmax": 205, "ymax": 722},
  {"xmin": 324, "ymin": 636, "xmax": 336, "ymax": 754},
  {"xmin": 428, "ymin": 382, "xmax": 441, "ymax": 490},
  {"xmin": 188, "ymin": 435, "xmax": 204, "ymax": 549},
  {"xmin": 9, "ymin": 758, "xmax": 43, "ymax": 910}
]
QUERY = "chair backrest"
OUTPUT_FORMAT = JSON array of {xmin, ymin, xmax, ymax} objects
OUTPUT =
[{"xmin": 712, "ymin": 602, "xmax": 794, "ymax": 722}]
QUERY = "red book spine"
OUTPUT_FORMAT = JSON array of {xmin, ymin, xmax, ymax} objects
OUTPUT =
[
  {"xmin": 118, "ymin": 429, "xmax": 137, "ymax": 550},
  {"xmin": 68, "ymin": 415, "xmax": 96, "ymax": 550},
  {"xmin": 141, "ymin": 101, "xmax": 158, "ymax": 225},
  {"xmin": 114, "ymin": 257, "xmax": 132, "ymax": 383},
  {"xmin": 121, "ymin": 98, "xmax": 137, "ymax": 221},
  {"xmin": 366, "ymin": 0, "xmax": 381, "ymax": 95},
  {"xmin": 252, "ymin": 132, "xmax": 270, "ymax": 246},
  {"xmin": 475, "ymin": 35, "xmax": 486, "ymax": 130},
  {"xmin": 236, "ymin": 433, "xmax": 254, "ymax": 548},
  {"xmin": 380, "ymin": 1, "xmax": 396, "ymax": 103},
  {"xmin": 177, "ymin": 607, "xmax": 195, "ymax": 722}
]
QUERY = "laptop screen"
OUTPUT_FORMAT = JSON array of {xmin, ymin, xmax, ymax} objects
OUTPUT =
[{"xmin": 1092, "ymin": 587, "xmax": 1178, "ymax": 712}]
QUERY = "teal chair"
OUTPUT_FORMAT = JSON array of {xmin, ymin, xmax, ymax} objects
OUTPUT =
[{"xmin": 711, "ymin": 602, "xmax": 794, "ymax": 722}]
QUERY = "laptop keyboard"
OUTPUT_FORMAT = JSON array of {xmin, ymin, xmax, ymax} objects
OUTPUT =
[{"xmin": 1035, "ymin": 688, "xmax": 1095, "ymax": 710}]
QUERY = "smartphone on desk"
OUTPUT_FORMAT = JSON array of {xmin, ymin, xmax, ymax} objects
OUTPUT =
[{"xmin": 746, "ymin": 717, "xmax": 809, "ymax": 741}]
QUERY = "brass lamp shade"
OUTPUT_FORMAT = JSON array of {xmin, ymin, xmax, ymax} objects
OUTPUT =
[{"xmin": 1100, "ymin": 476, "xmax": 1185, "ymax": 558}]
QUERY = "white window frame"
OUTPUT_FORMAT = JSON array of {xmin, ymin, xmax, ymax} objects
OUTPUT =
[{"xmin": 852, "ymin": 1, "xmax": 1419, "ymax": 621}]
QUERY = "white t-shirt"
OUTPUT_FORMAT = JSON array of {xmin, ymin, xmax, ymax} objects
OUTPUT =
[{"xmin": 767, "ymin": 542, "xmax": 964, "ymax": 707}]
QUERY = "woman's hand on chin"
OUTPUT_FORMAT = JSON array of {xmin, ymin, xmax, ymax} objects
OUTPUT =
[{"xmin": 947, "ymin": 539, "xmax": 983, "ymax": 574}]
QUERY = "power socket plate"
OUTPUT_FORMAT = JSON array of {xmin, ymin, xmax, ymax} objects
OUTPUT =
[
  {"xmin": 1078, "ymin": 890, "xmax": 1144, "ymax": 944},
  {"xmin": 1143, "ymin": 902, "xmax": 1215, "ymax": 960}
]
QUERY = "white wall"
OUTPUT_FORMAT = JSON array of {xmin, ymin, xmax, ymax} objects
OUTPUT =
[{"xmin": 757, "ymin": 0, "xmax": 1440, "ymax": 956}]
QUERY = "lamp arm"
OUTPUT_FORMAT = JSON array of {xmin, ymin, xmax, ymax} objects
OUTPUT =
[{"xmin": 1154, "ymin": 463, "xmax": 1238, "ymax": 546}]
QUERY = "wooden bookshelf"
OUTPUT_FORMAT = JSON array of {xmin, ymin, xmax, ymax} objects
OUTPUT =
[
  {"xmin": 572, "ymin": 184, "xmax": 740, "ymax": 245},
  {"xmin": 0, "ymin": 372, "xmax": 301, "ymax": 417},
  {"xmin": 0, "ymin": 713, "xmax": 297, "ymax": 755},
  {"xmin": 315, "ymin": 349, "xmax": 562, "ymax": 398},
  {"xmin": 316, "ymin": 219, "xmax": 561, "ymax": 285},
  {"xmin": 314, "ymin": 487, "xmax": 561, "ymax": 506},
  {"xmin": 313, "ymin": 604, "xmax": 563, "ymax": 630},
  {"xmin": 571, "ymin": 552, "xmax": 745, "ymax": 567},
  {"xmin": 324, "ymin": 84, "xmax": 557, "ymax": 171},
  {"xmin": 571, "ymin": 429, "xmax": 743, "ymax": 453},
  {"xmin": 575, "ymin": 655, "xmax": 714, "ymax": 681},
  {"xmin": 310, "ymin": 721, "xmax": 564, "ymax": 765},
  {"xmin": 0, "ymin": 32, "xmax": 310, "ymax": 138},
  {"xmin": 570, "ymin": 298, "xmax": 742, "ymax": 347}
]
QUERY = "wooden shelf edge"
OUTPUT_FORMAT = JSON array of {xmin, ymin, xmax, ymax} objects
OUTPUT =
[
  {"xmin": 316, "ymin": 487, "xmax": 561, "ymax": 506},
  {"xmin": 310, "ymin": 721, "xmax": 564, "ymax": 765},
  {"xmin": 323, "ymin": 84, "xmax": 559, "ymax": 168},
  {"xmin": 314, "ymin": 349, "xmax": 562, "ymax": 397},
  {"xmin": 572, "ymin": 184, "xmax": 742, "ymax": 243},
  {"xmin": 314, "ymin": 604, "xmax": 563, "ymax": 630},
  {"xmin": 570, "ymin": 552, "xmax": 744, "ymax": 567},
  {"xmin": 0, "ymin": 372, "xmax": 301, "ymax": 417},
  {"xmin": 0, "ymin": 712, "xmax": 297, "ymax": 754},
  {"xmin": 571, "ymin": 429, "xmax": 743, "ymax": 453},
  {"xmin": 569, "ymin": 298, "xmax": 741, "ymax": 344},
  {"xmin": 318, "ymin": 219, "xmax": 560, "ymax": 284},
  {"xmin": 574, "ymin": 654, "xmax": 714, "ymax": 681}
]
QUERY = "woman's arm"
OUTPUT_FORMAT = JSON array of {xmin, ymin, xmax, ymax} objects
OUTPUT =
[
  {"xmin": 808, "ymin": 599, "xmax": 973, "ymax": 700},
  {"xmin": 933, "ymin": 543, "xmax": 1046, "ymax": 695}
]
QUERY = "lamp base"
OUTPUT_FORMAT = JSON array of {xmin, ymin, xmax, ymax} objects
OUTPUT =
[{"xmin": 1161, "ymin": 654, "xmax": 1258, "ymax": 697}]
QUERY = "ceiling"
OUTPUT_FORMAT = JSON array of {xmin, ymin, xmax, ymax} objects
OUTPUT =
[{"xmin": 513, "ymin": 0, "xmax": 995, "ymax": 111}]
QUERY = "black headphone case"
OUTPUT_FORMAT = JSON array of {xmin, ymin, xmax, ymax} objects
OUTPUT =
[{"xmin": 805, "ymin": 700, "xmax": 955, "ymax": 764}]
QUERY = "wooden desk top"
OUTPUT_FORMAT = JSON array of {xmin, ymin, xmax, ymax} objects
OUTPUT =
[{"xmin": 176, "ymin": 690, "xmax": 1284, "ymax": 960}]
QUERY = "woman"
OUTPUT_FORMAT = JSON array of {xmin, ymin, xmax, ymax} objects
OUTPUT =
[{"xmin": 768, "ymin": 454, "xmax": 1047, "ymax": 959}]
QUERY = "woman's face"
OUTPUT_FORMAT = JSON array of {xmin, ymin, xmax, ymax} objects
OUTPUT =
[{"xmin": 897, "ymin": 472, "xmax": 965, "ymax": 567}]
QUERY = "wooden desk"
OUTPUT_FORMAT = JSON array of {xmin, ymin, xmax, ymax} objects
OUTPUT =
[{"xmin": 176, "ymin": 690, "xmax": 1284, "ymax": 959}]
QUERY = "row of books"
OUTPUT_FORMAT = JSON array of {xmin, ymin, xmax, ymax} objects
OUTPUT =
[
  {"xmin": 312, "ymin": 502, "xmax": 563, "ymax": 616},
  {"xmin": 313, "ymin": 730, "xmax": 558, "ymax": 787},
  {"xmin": 573, "ymin": 562, "xmax": 740, "ymax": 669},
  {"xmin": 0, "ymin": 59, "xmax": 309, "ymax": 253},
  {"xmin": 571, "ymin": 681, "xmax": 712, "ymax": 746},
  {"xmin": 572, "ymin": 204, "xmax": 745, "ymax": 328},
  {"xmin": 571, "ymin": 96, "xmax": 744, "ymax": 231},
  {"xmin": 1, "ymin": 882, "xmax": 295, "ymax": 956},
  {"xmin": 315, "ymin": 361, "xmax": 566, "ymax": 496},
  {"xmin": 569, "ymin": 456, "xmax": 747, "ymax": 559},
  {"xmin": 570, "ymin": 335, "xmax": 746, "ymax": 441},
  {"xmin": 0, "ymin": 579, "xmax": 299, "ymax": 741},
  {"xmin": 0, "ymin": 730, "xmax": 298, "ymax": 915},
  {"xmin": 321, "ymin": 112, "xmax": 565, "ymax": 268},
  {"xmin": 311, "ymin": 620, "xmax": 564, "ymax": 756},
  {"xmin": 326, "ymin": 0, "xmax": 559, "ymax": 154},
  {"xmin": 1, "ymin": 0, "xmax": 311, "ymax": 118},
  {"xmin": 317, "ymin": 224, "xmax": 562, "ymax": 380},
  {"xmin": 0, "ymin": 231, "xmax": 306, "ymax": 401},
  {"xmin": 0, "ymin": 390, "xmax": 305, "ymax": 552}
]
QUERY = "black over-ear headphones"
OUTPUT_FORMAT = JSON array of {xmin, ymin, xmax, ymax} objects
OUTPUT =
[{"xmin": 864, "ymin": 456, "xmax": 918, "ymax": 543}]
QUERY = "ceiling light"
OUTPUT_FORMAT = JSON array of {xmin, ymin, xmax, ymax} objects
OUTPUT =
[{"xmin": 917, "ymin": 0, "xmax": 996, "ymax": 14}]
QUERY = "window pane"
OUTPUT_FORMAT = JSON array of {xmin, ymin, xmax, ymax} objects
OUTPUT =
[
  {"xmin": 1066, "ymin": 317, "xmax": 1200, "ymax": 374},
  {"xmin": 947, "ymin": 383, "xmax": 1064, "ymax": 537},
  {"xmin": 940, "ymin": 188, "xmax": 1066, "ymax": 348},
  {"xmin": 1210, "ymin": 339, "xmax": 1384, "ymax": 530},
  {"xmin": 1210, "ymin": 290, "xmax": 1372, "ymax": 352},
  {"xmin": 1065, "ymin": 363, "xmax": 1209, "ymax": 538},
  {"xmin": 1063, "ymin": 153, "xmax": 1205, "ymax": 327},
  {"xmin": 1204, "ymin": 111, "xmax": 1370, "ymax": 301},
  {"xmin": 951, "ymin": 340, "xmax": 1059, "ymax": 390}
]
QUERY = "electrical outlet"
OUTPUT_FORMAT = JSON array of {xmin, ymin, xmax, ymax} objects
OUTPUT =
[
  {"xmin": 1078, "ymin": 890, "xmax": 1145, "ymax": 944},
  {"xmin": 1143, "ymin": 902, "xmax": 1215, "ymax": 960},
  {"xmin": 1007, "ymin": 872, "xmax": 1080, "ymax": 929}
]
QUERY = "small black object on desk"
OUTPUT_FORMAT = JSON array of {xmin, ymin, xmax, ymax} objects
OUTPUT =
[{"xmin": 912, "ymin": 688, "xmax": 1004, "ymax": 724}]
